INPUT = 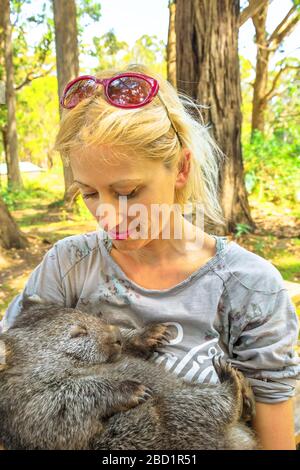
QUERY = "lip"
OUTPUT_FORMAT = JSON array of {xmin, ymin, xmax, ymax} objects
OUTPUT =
[{"xmin": 108, "ymin": 228, "xmax": 134, "ymax": 240}]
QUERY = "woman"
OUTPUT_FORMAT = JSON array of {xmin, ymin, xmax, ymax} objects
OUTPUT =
[{"xmin": 1, "ymin": 63, "xmax": 299, "ymax": 449}]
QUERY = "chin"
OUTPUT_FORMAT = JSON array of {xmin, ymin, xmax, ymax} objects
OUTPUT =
[{"xmin": 113, "ymin": 238, "xmax": 150, "ymax": 249}]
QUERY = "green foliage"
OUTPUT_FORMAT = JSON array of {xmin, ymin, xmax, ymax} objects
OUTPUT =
[
  {"xmin": 240, "ymin": 52, "xmax": 300, "ymax": 144},
  {"xmin": 26, "ymin": 1, "xmax": 47, "ymax": 25},
  {"xmin": 91, "ymin": 30, "xmax": 167, "ymax": 77},
  {"xmin": 235, "ymin": 223, "xmax": 252, "ymax": 238},
  {"xmin": 76, "ymin": 0, "xmax": 102, "ymax": 55},
  {"xmin": 243, "ymin": 130, "xmax": 300, "ymax": 206},
  {"xmin": 126, "ymin": 34, "xmax": 166, "ymax": 65},
  {"xmin": 0, "ymin": 0, "xmax": 56, "ymax": 159},
  {"xmin": 15, "ymin": 75, "xmax": 59, "ymax": 166},
  {"xmin": 0, "ymin": 179, "xmax": 57, "ymax": 210},
  {"xmin": 72, "ymin": 195, "xmax": 94, "ymax": 220},
  {"xmin": 77, "ymin": 0, "xmax": 101, "ymax": 27},
  {"xmin": 91, "ymin": 29, "xmax": 129, "ymax": 70},
  {"xmin": 265, "ymin": 58, "xmax": 300, "ymax": 137},
  {"xmin": 10, "ymin": 2, "xmax": 54, "ymax": 88}
]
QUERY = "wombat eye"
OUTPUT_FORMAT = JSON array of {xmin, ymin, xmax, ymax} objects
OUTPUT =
[{"xmin": 69, "ymin": 325, "xmax": 88, "ymax": 338}]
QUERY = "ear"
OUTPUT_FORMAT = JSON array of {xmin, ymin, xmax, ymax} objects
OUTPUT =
[
  {"xmin": 69, "ymin": 324, "xmax": 88, "ymax": 338},
  {"xmin": 0, "ymin": 336, "xmax": 8, "ymax": 372},
  {"xmin": 175, "ymin": 149, "xmax": 191, "ymax": 189}
]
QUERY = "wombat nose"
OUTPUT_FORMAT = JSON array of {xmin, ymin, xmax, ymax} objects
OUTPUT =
[
  {"xmin": 108, "ymin": 325, "xmax": 119, "ymax": 333},
  {"xmin": 114, "ymin": 330, "xmax": 122, "ymax": 346},
  {"xmin": 107, "ymin": 325, "xmax": 121, "ymax": 338},
  {"xmin": 104, "ymin": 325, "xmax": 122, "ymax": 346}
]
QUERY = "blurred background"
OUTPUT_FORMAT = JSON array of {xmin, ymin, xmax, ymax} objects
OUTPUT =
[{"xmin": 0, "ymin": 0, "xmax": 299, "ymax": 326}]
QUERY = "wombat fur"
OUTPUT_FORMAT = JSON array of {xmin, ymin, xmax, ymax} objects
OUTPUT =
[{"xmin": 0, "ymin": 297, "xmax": 259, "ymax": 450}]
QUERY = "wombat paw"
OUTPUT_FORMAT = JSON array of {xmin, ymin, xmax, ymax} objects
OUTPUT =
[
  {"xmin": 212, "ymin": 355, "xmax": 256, "ymax": 422},
  {"xmin": 139, "ymin": 323, "xmax": 173, "ymax": 350},
  {"xmin": 212, "ymin": 355, "xmax": 236, "ymax": 383},
  {"xmin": 235, "ymin": 371, "xmax": 256, "ymax": 422},
  {"xmin": 120, "ymin": 380, "xmax": 153, "ymax": 410}
]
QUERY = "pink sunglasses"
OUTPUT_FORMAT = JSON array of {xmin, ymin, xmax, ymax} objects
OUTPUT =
[{"xmin": 60, "ymin": 72, "xmax": 182, "ymax": 145}]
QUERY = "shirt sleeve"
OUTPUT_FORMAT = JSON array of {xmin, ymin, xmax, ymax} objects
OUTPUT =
[
  {"xmin": 225, "ymin": 275, "xmax": 300, "ymax": 404},
  {"xmin": 0, "ymin": 243, "xmax": 65, "ymax": 333}
]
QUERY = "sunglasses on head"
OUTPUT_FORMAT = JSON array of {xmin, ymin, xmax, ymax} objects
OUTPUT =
[{"xmin": 60, "ymin": 72, "xmax": 182, "ymax": 146}]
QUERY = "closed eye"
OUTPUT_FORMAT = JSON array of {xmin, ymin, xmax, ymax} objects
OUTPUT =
[
  {"xmin": 82, "ymin": 192, "xmax": 99, "ymax": 200},
  {"xmin": 82, "ymin": 188, "xmax": 139, "ymax": 200},
  {"xmin": 115, "ymin": 188, "xmax": 139, "ymax": 199}
]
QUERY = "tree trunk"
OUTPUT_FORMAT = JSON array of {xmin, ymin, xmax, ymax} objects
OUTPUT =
[
  {"xmin": 176, "ymin": 0, "xmax": 255, "ymax": 234},
  {"xmin": 0, "ymin": 196, "xmax": 27, "ymax": 249},
  {"xmin": 167, "ymin": 1, "xmax": 177, "ymax": 88},
  {"xmin": 1, "ymin": 0, "xmax": 23, "ymax": 190},
  {"xmin": 251, "ymin": 3, "xmax": 269, "ymax": 137},
  {"xmin": 250, "ymin": 4, "xmax": 299, "ymax": 137},
  {"xmin": 52, "ymin": 0, "xmax": 79, "ymax": 202}
]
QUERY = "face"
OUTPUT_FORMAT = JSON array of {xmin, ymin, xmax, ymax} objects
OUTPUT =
[{"xmin": 70, "ymin": 144, "xmax": 190, "ymax": 252}]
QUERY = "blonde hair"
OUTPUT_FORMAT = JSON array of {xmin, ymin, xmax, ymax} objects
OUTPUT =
[{"xmin": 54, "ymin": 63, "xmax": 226, "ymax": 229}]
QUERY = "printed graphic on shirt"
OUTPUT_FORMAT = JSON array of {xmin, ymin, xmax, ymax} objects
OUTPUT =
[{"xmin": 149, "ymin": 322, "xmax": 224, "ymax": 385}]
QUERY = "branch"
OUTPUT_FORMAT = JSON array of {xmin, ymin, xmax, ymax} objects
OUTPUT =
[
  {"xmin": 255, "ymin": 41, "xmax": 277, "ymax": 53},
  {"xmin": 272, "ymin": 112, "xmax": 300, "ymax": 119},
  {"xmin": 239, "ymin": 0, "xmax": 269, "ymax": 27},
  {"xmin": 263, "ymin": 64, "xmax": 300, "ymax": 102},
  {"xmin": 268, "ymin": 5, "xmax": 300, "ymax": 47},
  {"xmin": 15, "ymin": 65, "xmax": 55, "ymax": 91}
]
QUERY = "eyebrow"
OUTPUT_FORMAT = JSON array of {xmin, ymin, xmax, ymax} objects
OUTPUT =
[{"xmin": 74, "ymin": 179, "xmax": 143, "ymax": 188}]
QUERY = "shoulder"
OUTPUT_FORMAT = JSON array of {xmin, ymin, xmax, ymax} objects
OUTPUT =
[
  {"xmin": 53, "ymin": 231, "xmax": 100, "ymax": 279},
  {"xmin": 212, "ymin": 240, "xmax": 298, "ymax": 331},
  {"xmin": 220, "ymin": 240, "xmax": 285, "ymax": 294}
]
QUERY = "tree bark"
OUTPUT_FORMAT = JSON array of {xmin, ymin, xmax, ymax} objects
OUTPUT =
[
  {"xmin": 251, "ymin": 2, "xmax": 269, "ymax": 136},
  {"xmin": 176, "ymin": 0, "xmax": 255, "ymax": 234},
  {"xmin": 0, "ymin": 0, "xmax": 23, "ymax": 190},
  {"xmin": 52, "ymin": 0, "xmax": 79, "ymax": 202},
  {"xmin": 0, "ymin": 196, "xmax": 27, "ymax": 249},
  {"xmin": 167, "ymin": 1, "xmax": 177, "ymax": 87}
]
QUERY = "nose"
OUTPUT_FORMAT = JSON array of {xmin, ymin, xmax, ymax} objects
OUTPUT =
[
  {"xmin": 113, "ymin": 329, "xmax": 122, "ymax": 346},
  {"xmin": 96, "ymin": 208, "xmax": 128, "ymax": 233},
  {"xmin": 107, "ymin": 325, "xmax": 122, "ymax": 345}
]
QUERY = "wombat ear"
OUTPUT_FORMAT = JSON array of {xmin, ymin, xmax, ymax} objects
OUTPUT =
[
  {"xmin": 22, "ymin": 294, "xmax": 45, "ymax": 310},
  {"xmin": 69, "ymin": 324, "xmax": 88, "ymax": 338},
  {"xmin": 0, "ymin": 337, "xmax": 8, "ymax": 372}
]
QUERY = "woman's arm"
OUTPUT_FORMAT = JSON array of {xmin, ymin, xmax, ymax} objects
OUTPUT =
[{"xmin": 252, "ymin": 398, "xmax": 296, "ymax": 450}]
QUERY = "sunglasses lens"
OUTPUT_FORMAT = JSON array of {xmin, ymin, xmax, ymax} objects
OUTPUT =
[
  {"xmin": 62, "ymin": 79, "xmax": 98, "ymax": 108},
  {"xmin": 107, "ymin": 76, "xmax": 152, "ymax": 106}
]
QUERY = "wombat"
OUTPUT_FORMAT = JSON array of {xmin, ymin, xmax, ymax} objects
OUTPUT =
[{"xmin": 0, "ymin": 296, "xmax": 259, "ymax": 450}]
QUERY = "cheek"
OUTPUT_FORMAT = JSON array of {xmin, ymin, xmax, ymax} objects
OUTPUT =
[
  {"xmin": 83, "ymin": 198, "xmax": 100, "ymax": 217},
  {"xmin": 148, "ymin": 185, "xmax": 176, "ymax": 206}
]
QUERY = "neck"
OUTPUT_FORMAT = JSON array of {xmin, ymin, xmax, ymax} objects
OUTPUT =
[{"xmin": 112, "ymin": 215, "xmax": 206, "ymax": 268}]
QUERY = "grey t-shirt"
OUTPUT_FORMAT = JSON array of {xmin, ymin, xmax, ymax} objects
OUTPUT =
[{"xmin": 1, "ymin": 231, "xmax": 299, "ymax": 404}]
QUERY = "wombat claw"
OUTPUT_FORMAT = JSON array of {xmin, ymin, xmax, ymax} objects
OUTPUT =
[
  {"xmin": 121, "ymin": 380, "xmax": 153, "ymax": 409},
  {"xmin": 142, "ymin": 323, "xmax": 173, "ymax": 349},
  {"xmin": 212, "ymin": 355, "xmax": 256, "ymax": 422}
]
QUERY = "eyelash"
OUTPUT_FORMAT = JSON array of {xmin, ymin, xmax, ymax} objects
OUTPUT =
[{"xmin": 82, "ymin": 189, "xmax": 139, "ymax": 200}]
